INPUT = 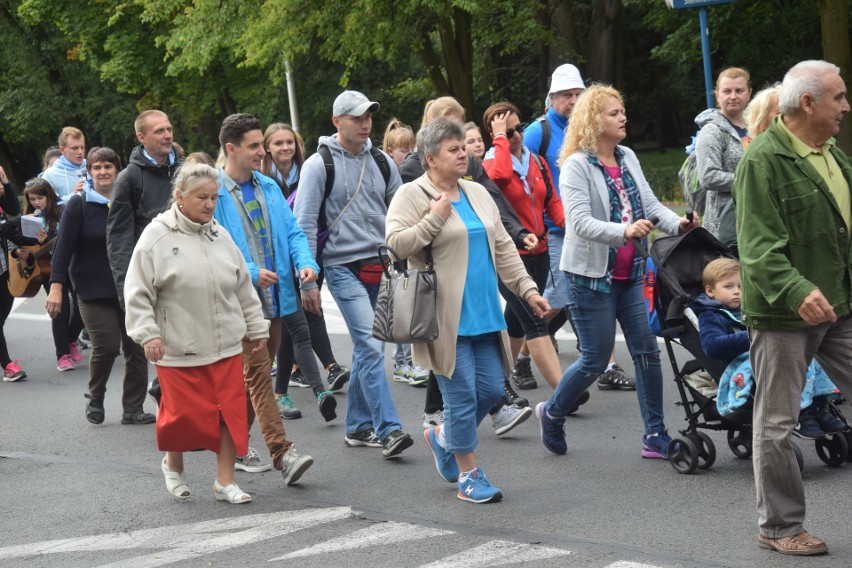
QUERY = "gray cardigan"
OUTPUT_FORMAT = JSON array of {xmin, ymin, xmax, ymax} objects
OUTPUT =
[
  {"xmin": 694, "ymin": 109, "xmax": 745, "ymax": 236},
  {"xmin": 558, "ymin": 146, "xmax": 682, "ymax": 278}
]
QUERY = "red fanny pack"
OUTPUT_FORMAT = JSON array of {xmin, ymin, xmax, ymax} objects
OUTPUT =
[{"xmin": 347, "ymin": 260, "xmax": 384, "ymax": 285}]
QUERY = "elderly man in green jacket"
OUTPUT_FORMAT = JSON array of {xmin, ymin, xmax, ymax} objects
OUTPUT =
[{"xmin": 734, "ymin": 59, "xmax": 851, "ymax": 557}]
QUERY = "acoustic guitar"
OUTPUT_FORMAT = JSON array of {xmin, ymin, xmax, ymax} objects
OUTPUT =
[{"xmin": 7, "ymin": 238, "xmax": 55, "ymax": 298}]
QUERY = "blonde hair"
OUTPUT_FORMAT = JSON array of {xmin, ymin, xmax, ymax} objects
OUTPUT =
[
  {"xmin": 559, "ymin": 85, "xmax": 623, "ymax": 162},
  {"xmin": 185, "ymin": 152, "xmax": 215, "ymax": 167},
  {"xmin": 421, "ymin": 97, "xmax": 465, "ymax": 128},
  {"xmin": 715, "ymin": 67, "xmax": 751, "ymax": 92},
  {"xmin": 745, "ymin": 83, "xmax": 781, "ymax": 138},
  {"xmin": 382, "ymin": 119, "xmax": 415, "ymax": 152},
  {"xmin": 57, "ymin": 126, "xmax": 84, "ymax": 148},
  {"xmin": 260, "ymin": 122, "xmax": 304, "ymax": 180},
  {"xmin": 702, "ymin": 258, "xmax": 740, "ymax": 289},
  {"xmin": 134, "ymin": 110, "xmax": 168, "ymax": 135}
]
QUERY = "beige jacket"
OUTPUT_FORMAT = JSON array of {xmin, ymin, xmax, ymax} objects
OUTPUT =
[
  {"xmin": 125, "ymin": 204, "xmax": 270, "ymax": 367},
  {"xmin": 386, "ymin": 174, "xmax": 538, "ymax": 377}
]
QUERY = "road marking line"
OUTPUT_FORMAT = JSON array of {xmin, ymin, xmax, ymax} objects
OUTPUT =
[
  {"xmin": 605, "ymin": 562, "xmax": 666, "ymax": 568},
  {"xmin": 419, "ymin": 539, "xmax": 572, "ymax": 567},
  {"xmin": 269, "ymin": 521, "xmax": 452, "ymax": 561}
]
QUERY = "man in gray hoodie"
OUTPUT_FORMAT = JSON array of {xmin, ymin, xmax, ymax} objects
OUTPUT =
[{"xmin": 296, "ymin": 91, "xmax": 414, "ymax": 459}]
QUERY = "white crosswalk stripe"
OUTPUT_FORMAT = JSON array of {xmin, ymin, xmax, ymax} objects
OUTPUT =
[{"xmin": 419, "ymin": 540, "xmax": 572, "ymax": 567}]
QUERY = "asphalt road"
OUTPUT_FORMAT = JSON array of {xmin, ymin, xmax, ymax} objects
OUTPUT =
[{"xmin": 2, "ymin": 290, "xmax": 851, "ymax": 568}]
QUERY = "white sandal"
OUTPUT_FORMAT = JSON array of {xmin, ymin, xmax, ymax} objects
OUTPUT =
[
  {"xmin": 213, "ymin": 480, "xmax": 252, "ymax": 504},
  {"xmin": 161, "ymin": 457, "xmax": 190, "ymax": 499}
]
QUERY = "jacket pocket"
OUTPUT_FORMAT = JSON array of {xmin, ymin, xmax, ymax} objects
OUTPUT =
[{"xmin": 780, "ymin": 190, "xmax": 821, "ymax": 245}]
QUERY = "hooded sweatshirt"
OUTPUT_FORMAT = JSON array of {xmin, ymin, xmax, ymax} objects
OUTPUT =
[
  {"xmin": 124, "ymin": 203, "xmax": 269, "ymax": 367},
  {"xmin": 295, "ymin": 135, "xmax": 401, "ymax": 268},
  {"xmin": 691, "ymin": 292, "xmax": 749, "ymax": 364},
  {"xmin": 42, "ymin": 156, "xmax": 87, "ymax": 203}
]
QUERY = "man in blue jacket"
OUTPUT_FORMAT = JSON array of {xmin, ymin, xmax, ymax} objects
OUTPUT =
[{"xmin": 214, "ymin": 113, "xmax": 318, "ymax": 486}]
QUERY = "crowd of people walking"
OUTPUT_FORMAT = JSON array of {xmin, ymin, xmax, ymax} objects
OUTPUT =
[{"xmin": 0, "ymin": 56, "xmax": 849, "ymax": 557}]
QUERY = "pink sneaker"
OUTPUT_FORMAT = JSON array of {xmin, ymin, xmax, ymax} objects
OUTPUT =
[
  {"xmin": 3, "ymin": 359, "xmax": 26, "ymax": 382},
  {"xmin": 68, "ymin": 341, "xmax": 83, "ymax": 363},
  {"xmin": 57, "ymin": 354, "xmax": 76, "ymax": 372}
]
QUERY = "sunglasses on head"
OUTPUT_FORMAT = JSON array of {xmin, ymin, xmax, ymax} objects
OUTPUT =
[{"xmin": 504, "ymin": 123, "xmax": 526, "ymax": 139}]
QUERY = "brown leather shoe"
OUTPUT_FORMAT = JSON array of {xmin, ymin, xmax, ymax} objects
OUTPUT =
[{"xmin": 758, "ymin": 531, "xmax": 828, "ymax": 556}]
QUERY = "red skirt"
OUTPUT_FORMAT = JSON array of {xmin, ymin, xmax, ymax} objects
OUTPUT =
[{"xmin": 155, "ymin": 355, "xmax": 248, "ymax": 456}]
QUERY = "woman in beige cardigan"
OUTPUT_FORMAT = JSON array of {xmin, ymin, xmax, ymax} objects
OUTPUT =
[{"xmin": 386, "ymin": 118, "xmax": 548, "ymax": 504}]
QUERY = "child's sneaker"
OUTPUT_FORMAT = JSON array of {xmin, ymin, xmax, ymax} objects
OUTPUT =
[
  {"xmin": 3, "ymin": 359, "xmax": 26, "ymax": 382},
  {"xmin": 814, "ymin": 406, "xmax": 845, "ymax": 433},
  {"xmin": 68, "ymin": 342, "xmax": 83, "ymax": 364},
  {"xmin": 641, "ymin": 430, "xmax": 673, "ymax": 459},
  {"xmin": 457, "ymin": 468, "xmax": 502, "ymax": 503},
  {"xmin": 794, "ymin": 415, "xmax": 826, "ymax": 439},
  {"xmin": 57, "ymin": 354, "xmax": 76, "ymax": 372}
]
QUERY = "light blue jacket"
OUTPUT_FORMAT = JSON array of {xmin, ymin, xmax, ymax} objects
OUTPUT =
[
  {"xmin": 214, "ymin": 169, "xmax": 319, "ymax": 318},
  {"xmin": 559, "ymin": 146, "xmax": 681, "ymax": 277}
]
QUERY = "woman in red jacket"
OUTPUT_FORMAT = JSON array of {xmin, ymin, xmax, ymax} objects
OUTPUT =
[{"xmin": 482, "ymin": 101, "xmax": 566, "ymax": 395}]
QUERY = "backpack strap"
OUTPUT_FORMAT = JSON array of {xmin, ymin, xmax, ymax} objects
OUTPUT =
[
  {"xmin": 369, "ymin": 146, "xmax": 392, "ymax": 188},
  {"xmin": 530, "ymin": 153, "xmax": 553, "ymax": 207},
  {"xmin": 317, "ymin": 145, "xmax": 335, "ymax": 225},
  {"xmin": 537, "ymin": 115, "xmax": 550, "ymax": 156}
]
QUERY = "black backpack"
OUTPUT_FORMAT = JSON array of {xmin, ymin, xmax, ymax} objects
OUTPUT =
[
  {"xmin": 315, "ymin": 145, "xmax": 392, "ymax": 217},
  {"xmin": 533, "ymin": 115, "xmax": 551, "ymax": 156}
]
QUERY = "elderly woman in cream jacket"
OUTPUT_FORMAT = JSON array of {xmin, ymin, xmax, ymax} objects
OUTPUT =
[
  {"xmin": 386, "ymin": 118, "xmax": 548, "ymax": 505},
  {"xmin": 125, "ymin": 162, "xmax": 269, "ymax": 505}
]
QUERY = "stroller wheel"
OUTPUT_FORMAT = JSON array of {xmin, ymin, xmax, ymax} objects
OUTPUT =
[
  {"xmin": 667, "ymin": 436, "xmax": 699, "ymax": 474},
  {"xmin": 688, "ymin": 431, "xmax": 716, "ymax": 470},
  {"xmin": 815, "ymin": 432, "xmax": 848, "ymax": 467},
  {"xmin": 727, "ymin": 427, "xmax": 752, "ymax": 459}
]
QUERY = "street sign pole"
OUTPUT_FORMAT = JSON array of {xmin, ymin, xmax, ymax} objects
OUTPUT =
[{"xmin": 699, "ymin": 7, "xmax": 714, "ymax": 108}]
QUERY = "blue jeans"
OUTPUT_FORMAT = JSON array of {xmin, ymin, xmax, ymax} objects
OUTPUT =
[
  {"xmin": 435, "ymin": 333, "xmax": 505, "ymax": 454},
  {"xmin": 543, "ymin": 232, "xmax": 570, "ymax": 309},
  {"xmin": 325, "ymin": 265, "xmax": 403, "ymax": 440},
  {"xmin": 547, "ymin": 275, "xmax": 665, "ymax": 435}
]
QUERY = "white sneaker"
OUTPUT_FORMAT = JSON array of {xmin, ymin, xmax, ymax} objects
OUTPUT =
[
  {"xmin": 422, "ymin": 409, "xmax": 445, "ymax": 429},
  {"xmin": 406, "ymin": 365, "xmax": 431, "ymax": 387},
  {"xmin": 492, "ymin": 404, "xmax": 533, "ymax": 437},
  {"xmin": 234, "ymin": 447, "xmax": 272, "ymax": 473},
  {"xmin": 393, "ymin": 363, "xmax": 413, "ymax": 384}
]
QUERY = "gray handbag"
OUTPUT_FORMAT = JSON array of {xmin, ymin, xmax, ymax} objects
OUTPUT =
[{"xmin": 372, "ymin": 243, "xmax": 438, "ymax": 343}]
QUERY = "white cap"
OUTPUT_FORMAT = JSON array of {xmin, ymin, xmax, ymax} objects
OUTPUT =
[
  {"xmin": 549, "ymin": 64, "xmax": 585, "ymax": 95},
  {"xmin": 333, "ymin": 90, "xmax": 380, "ymax": 117}
]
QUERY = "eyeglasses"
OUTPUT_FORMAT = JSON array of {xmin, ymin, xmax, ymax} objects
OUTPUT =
[{"xmin": 505, "ymin": 124, "xmax": 526, "ymax": 139}]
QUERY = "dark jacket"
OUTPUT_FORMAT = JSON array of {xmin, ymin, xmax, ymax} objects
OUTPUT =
[
  {"xmin": 50, "ymin": 192, "xmax": 118, "ymax": 302},
  {"xmin": 106, "ymin": 145, "xmax": 182, "ymax": 308},
  {"xmin": 734, "ymin": 117, "xmax": 852, "ymax": 330},
  {"xmin": 691, "ymin": 293, "xmax": 749, "ymax": 364},
  {"xmin": 0, "ymin": 182, "xmax": 21, "ymax": 275},
  {"xmin": 398, "ymin": 150, "xmax": 528, "ymax": 248}
]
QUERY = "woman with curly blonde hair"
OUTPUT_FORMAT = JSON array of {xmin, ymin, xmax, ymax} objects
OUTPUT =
[{"xmin": 536, "ymin": 85, "xmax": 699, "ymax": 459}]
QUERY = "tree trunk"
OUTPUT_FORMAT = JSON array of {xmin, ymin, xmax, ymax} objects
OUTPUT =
[
  {"xmin": 436, "ymin": 8, "xmax": 475, "ymax": 119},
  {"xmin": 587, "ymin": 0, "xmax": 621, "ymax": 84},
  {"xmin": 818, "ymin": 0, "xmax": 852, "ymax": 152}
]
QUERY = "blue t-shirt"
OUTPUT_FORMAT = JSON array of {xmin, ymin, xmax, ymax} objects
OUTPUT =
[
  {"xmin": 239, "ymin": 180, "xmax": 278, "ymax": 312},
  {"xmin": 453, "ymin": 190, "xmax": 506, "ymax": 336}
]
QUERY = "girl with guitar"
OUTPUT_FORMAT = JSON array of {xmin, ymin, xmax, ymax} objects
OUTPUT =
[{"xmin": 8, "ymin": 179, "xmax": 84, "ymax": 371}]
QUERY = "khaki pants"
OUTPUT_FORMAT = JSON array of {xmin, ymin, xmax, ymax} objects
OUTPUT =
[
  {"xmin": 241, "ymin": 317, "xmax": 290, "ymax": 470},
  {"xmin": 750, "ymin": 315, "xmax": 852, "ymax": 537}
]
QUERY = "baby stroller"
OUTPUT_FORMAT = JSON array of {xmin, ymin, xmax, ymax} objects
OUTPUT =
[{"xmin": 646, "ymin": 227, "xmax": 851, "ymax": 474}]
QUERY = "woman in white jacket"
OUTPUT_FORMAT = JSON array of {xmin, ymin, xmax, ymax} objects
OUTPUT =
[
  {"xmin": 125, "ymin": 162, "xmax": 269, "ymax": 504},
  {"xmin": 535, "ymin": 85, "xmax": 699, "ymax": 460}
]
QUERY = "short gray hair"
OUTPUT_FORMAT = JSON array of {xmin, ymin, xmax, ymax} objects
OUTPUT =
[
  {"xmin": 416, "ymin": 118, "xmax": 465, "ymax": 170},
  {"xmin": 172, "ymin": 162, "xmax": 218, "ymax": 200},
  {"xmin": 778, "ymin": 60, "xmax": 841, "ymax": 115}
]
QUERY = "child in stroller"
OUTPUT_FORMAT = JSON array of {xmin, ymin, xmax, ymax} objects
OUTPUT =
[{"xmin": 691, "ymin": 258, "xmax": 845, "ymax": 439}]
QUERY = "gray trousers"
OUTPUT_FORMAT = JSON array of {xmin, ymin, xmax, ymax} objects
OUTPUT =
[{"xmin": 751, "ymin": 315, "xmax": 852, "ymax": 537}]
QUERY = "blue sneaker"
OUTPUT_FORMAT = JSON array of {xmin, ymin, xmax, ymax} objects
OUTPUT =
[
  {"xmin": 457, "ymin": 468, "xmax": 502, "ymax": 504},
  {"xmin": 642, "ymin": 430, "xmax": 673, "ymax": 459},
  {"xmin": 794, "ymin": 415, "xmax": 826, "ymax": 439},
  {"xmin": 814, "ymin": 407, "xmax": 845, "ymax": 434},
  {"xmin": 535, "ymin": 402, "xmax": 566, "ymax": 455},
  {"xmin": 424, "ymin": 426, "xmax": 459, "ymax": 482}
]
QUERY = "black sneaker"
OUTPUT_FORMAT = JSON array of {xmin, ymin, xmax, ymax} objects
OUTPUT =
[
  {"xmin": 596, "ymin": 364, "xmax": 636, "ymax": 391},
  {"xmin": 344, "ymin": 429, "xmax": 382, "ymax": 448},
  {"xmin": 511, "ymin": 357, "xmax": 537, "ymax": 390},
  {"xmin": 289, "ymin": 367, "xmax": 309, "ymax": 388},
  {"xmin": 504, "ymin": 378, "xmax": 529, "ymax": 408},
  {"xmin": 327, "ymin": 363, "xmax": 350, "ymax": 392},
  {"xmin": 381, "ymin": 429, "xmax": 414, "ymax": 459},
  {"xmin": 317, "ymin": 391, "xmax": 337, "ymax": 422},
  {"xmin": 566, "ymin": 390, "xmax": 591, "ymax": 416}
]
